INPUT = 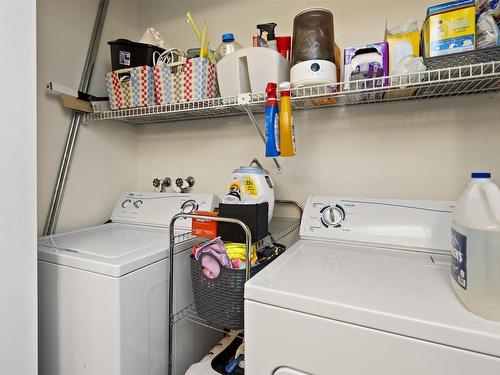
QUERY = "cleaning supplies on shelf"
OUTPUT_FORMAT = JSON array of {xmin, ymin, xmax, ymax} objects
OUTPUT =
[
  {"xmin": 344, "ymin": 42, "xmax": 389, "ymax": 84},
  {"xmin": 256, "ymin": 23, "xmax": 278, "ymax": 50},
  {"xmin": 422, "ymin": 0, "xmax": 476, "ymax": 57},
  {"xmin": 451, "ymin": 172, "xmax": 500, "ymax": 321},
  {"xmin": 385, "ymin": 19, "xmax": 421, "ymax": 75},
  {"xmin": 265, "ymin": 82, "xmax": 280, "ymax": 158},
  {"xmin": 290, "ymin": 8, "xmax": 337, "ymax": 87},
  {"xmin": 477, "ymin": 12, "xmax": 500, "ymax": 48},
  {"xmin": 216, "ymin": 33, "xmax": 243, "ymax": 60},
  {"xmin": 476, "ymin": 0, "xmax": 500, "ymax": 49},
  {"xmin": 279, "ymin": 82, "xmax": 295, "ymax": 157}
]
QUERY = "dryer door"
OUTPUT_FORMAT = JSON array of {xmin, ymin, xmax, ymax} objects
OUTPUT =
[{"xmin": 274, "ymin": 368, "xmax": 311, "ymax": 375}]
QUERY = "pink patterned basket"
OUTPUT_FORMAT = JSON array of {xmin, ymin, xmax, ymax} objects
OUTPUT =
[
  {"xmin": 153, "ymin": 57, "xmax": 219, "ymax": 105},
  {"xmin": 105, "ymin": 66, "xmax": 155, "ymax": 110}
]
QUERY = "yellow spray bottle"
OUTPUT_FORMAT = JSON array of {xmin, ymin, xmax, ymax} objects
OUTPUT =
[{"xmin": 279, "ymin": 82, "xmax": 295, "ymax": 157}]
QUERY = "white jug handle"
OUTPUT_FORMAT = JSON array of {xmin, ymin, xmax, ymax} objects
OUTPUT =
[{"xmin": 480, "ymin": 183, "xmax": 500, "ymax": 224}]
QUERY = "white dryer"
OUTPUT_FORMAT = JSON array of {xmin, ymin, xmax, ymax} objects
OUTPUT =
[
  {"xmin": 245, "ymin": 196, "xmax": 500, "ymax": 375},
  {"xmin": 38, "ymin": 192, "xmax": 219, "ymax": 375}
]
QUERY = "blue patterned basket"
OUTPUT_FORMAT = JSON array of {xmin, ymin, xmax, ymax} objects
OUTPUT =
[{"xmin": 153, "ymin": 57, "xmax": 219, "ymax": 104}]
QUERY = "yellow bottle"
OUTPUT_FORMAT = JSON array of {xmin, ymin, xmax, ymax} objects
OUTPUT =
[{"xmin": 279, "ymin": 82, "xmax": 295, "ymax": 157}]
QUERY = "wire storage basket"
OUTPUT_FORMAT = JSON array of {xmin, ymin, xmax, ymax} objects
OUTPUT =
[{"xmin": 190, "ymin": 246, "xmax": 284, "ymax": 330}]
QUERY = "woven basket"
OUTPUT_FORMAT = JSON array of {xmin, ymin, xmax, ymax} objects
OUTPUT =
[
  {"xmin": 190, "ymin": 248, "xmax": 283, "ymax": 330},
  {"xmin": 105, "ymin": 65, "xmax": 155, "ymax": 110},
  {"xmin": 153, "ymin": 57, "xmax": 219, "ymax": 105}
]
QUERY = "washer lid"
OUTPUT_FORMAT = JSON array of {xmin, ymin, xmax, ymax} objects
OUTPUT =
[
  {"xmin": 38, "ymin": 223, "xmax": 179, "ymax": 277},
  {"xmin": 245, "ymin": 240, "xmax": 500, "ymax": 357}
]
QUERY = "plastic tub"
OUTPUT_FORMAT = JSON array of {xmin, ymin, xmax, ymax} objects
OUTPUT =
[{"xmin": 108, "ymin": 39, "xmax": 165, "ymax": 70}]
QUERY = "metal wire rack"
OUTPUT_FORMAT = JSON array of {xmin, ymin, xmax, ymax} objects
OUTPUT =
[
  {"xmin": 84, "ymin": 60, "xmax": 500, "ymax": 125},
  {"xmin": 167, "ymin": 200, "xmax": 302, "ymax": 374}
]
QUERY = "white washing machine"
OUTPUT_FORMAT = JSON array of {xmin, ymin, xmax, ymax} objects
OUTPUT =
[
  {"xmin": 245, "ymin": 196, "xmax": 500, "ymax": 375},
  {"xmin": 38, "ymin": 192, "xmax": 219, "ymax": 375}
]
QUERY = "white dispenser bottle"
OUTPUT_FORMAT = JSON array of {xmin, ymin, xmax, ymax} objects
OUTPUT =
[{"xmin": 451, "ymin": 172, "xmax": 500, "ymax": 321}]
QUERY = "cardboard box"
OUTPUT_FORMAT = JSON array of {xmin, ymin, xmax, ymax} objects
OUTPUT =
[
  {"xmin": 192, "ymin": 211, "xmax": 218, "ymax": 239},
  {"xmin": 422, "ymin": 0, "xmax": 476, "ymax": 58}
]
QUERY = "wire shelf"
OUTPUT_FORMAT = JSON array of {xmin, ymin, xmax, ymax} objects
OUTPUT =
[{"xmin": 84, "ymin": 60, "xmax": 500, "ymax": 125}]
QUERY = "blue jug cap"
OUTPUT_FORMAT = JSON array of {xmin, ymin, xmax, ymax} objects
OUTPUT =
[
  {"xmin": 471, "ymin": 172, "xmax": 491, "ymax": 179},
  {"xmin": 222, "ymin": 33, "xmax": 235, "ymax": 42}
]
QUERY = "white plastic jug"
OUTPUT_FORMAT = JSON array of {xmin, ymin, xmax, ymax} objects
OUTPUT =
[{"xmin": 451, "ymin": 172, "xmax": 500, "ymax": 321}]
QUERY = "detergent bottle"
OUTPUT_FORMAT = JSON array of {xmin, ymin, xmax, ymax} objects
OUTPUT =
[
  {"xmin": 264, "ymin": 83, "xmax": 280, "ymax": 157},
  {"xmin": 279, "ymin": 82, "xmax": 295, "ymax": 157},
  {"xmin": 451, "ymin": 172, "xmax": 500, "ymax": 321},
  {"xmin": 222, "ymin": 160, "xmax": 275, "ymax": 223}
]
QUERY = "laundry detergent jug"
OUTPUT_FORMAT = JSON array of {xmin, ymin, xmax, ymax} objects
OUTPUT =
[
  {"xmin": 223, "ymin": 160, "xmax": 275, "ymax": 223},
  {"xmin": 451, "ymin": 172, "xmax": 500, "ymax": 321}
]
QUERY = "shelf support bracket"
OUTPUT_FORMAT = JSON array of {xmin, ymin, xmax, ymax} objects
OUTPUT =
[
  {"xmin": 243, "ymin": 104, "xmax": 282, "ymax": 171},
  {"xmin": 43, "ymin": 0, "xmax": 109, "ymax": 235}
]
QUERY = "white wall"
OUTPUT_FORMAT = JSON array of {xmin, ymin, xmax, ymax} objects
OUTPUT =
[
  {"xmin": 136, "ymin": 0, "xmax": 500, "ymax": 204},
  {"xmin": 0, "ymin": 1, "xmax": 37, "ymax": 374},
  {"xmin": 37, "ymin": 0, "xmax": 140, "ymax": 234}
]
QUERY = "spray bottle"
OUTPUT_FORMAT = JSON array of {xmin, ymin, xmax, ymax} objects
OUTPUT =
[
  {"xmin": 264, "ymin": 83, "xmax": 280, "ymax": 157},
  {"xmin": 256, "ymin": 23, "xmax": 278, "ymax": 50},
  {"xmin": 279, "ymin": 82, "xmax": 295, "ymax": 157}
]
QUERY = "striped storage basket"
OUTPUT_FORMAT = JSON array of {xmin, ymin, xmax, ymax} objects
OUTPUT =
[
  {"xmin": 153, "ymin": 57, "xmax": 219, "ymax": 105},
  {"xmin": 106, "ymin": 65, "xmax": 155, "ymax": 110}
]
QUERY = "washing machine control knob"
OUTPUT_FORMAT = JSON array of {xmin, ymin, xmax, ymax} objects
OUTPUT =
[
  {"xmin": 133, "ymin": 200, "xmax": 143, "ymax": 209},
  {"xmin": 122, "ymin": 199, "xmax": 132, "ymax": 208},
  {"xmin": 181, "ymin": 200, "xmax": 198, "ymax": 214},
  {"xmin": 322, "ymin": 206, "xmax": 344, "ymax": 226}
]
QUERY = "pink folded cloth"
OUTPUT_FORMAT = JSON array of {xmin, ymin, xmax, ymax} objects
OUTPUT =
[{"xmin": 195, "ymin": 237, "xmax": 232, "ymax": 278}]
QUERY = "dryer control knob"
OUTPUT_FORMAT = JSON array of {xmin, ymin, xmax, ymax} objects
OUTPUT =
[
  {"xmin": 322, "ymin": 206, "xmax": 344, "ymax": 226},
  {"xmin": 133, "ymin": 200, "xmax": 143, "ymax": 209},
  {"xmin": 181, "ymin": 200, "xmax": 198, "ymax": 214},
  {"xmin": 122, "ymin": 199, "xmax": 132, "ymax": 208}
]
